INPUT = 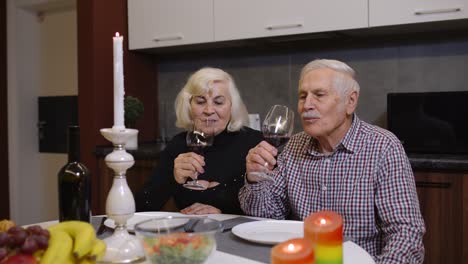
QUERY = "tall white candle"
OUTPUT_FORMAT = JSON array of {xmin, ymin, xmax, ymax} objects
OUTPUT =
[{"xmin": 113, "ymin": 32, "xmax": 125, "ymax": 131}]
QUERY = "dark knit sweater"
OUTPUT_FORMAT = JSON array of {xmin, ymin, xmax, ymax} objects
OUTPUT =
[{"xmin": 136, "ymin": 126, "xmax": 263, "ymax": 214}]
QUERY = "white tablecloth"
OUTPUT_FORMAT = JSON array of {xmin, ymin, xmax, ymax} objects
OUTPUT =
[
  {"xmin": 30, "ymin": 213, "xmax": 374, "ymax": 264},
  {"xmin": 208, "ymin": 214, "xmax": 375, "ymax": 264},
  {"xmin": 207, "ymin": 241, "xmax": 374, "ymax": 264}
]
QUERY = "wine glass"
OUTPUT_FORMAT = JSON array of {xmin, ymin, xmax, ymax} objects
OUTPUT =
[
  {"xmin": 183, "ymin": 120, "xmax": 215, "ymax": 190},
  {"xmin": 254, "ymin": 105, "xmax": 294, "ymax": 181},
  {"xmin": 263, "ymin": 105, "xmax": 295, "ymax": 150}
]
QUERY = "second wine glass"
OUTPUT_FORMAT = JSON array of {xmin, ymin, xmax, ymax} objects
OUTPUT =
[
  {"xmin": 251, "ymin": 105, "xmax": 294, "ymax": 181},
  {"xmin": 263, "ymin": 105, "xmax": 295, "ymax": 151},
  {"xmin": 183, "ymin": 121, "xmax": 215, "ymax": 190}
]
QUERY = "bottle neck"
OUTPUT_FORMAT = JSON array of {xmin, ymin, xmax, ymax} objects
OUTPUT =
[{"xmin": 68, "ymin": 126, "xmax": 80, "ymax": 162}]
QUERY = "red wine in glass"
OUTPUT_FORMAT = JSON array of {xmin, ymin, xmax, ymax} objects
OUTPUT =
[
  {"xmin": 187, "ymin": 144, "xmax": 204, "ymax": 154},
  {"xmin": 262, "ymin": 105, "xmax": 294, "ymax": 150},
  {"xmin": 264, "ymin": 134, "xmax": 290, "ymax": 148},
  {"xmin": 253, "ymin": 105, "xmax": 294, "ymax": 181},
  {"xmin": 183, "ymin": 127, "xmax": 214, "ymax": 190}
]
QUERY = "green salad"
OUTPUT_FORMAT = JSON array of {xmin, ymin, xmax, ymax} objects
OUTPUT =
[{"xmin": 142, "ymin": 232, "xmax": 215, "ymax": 264}]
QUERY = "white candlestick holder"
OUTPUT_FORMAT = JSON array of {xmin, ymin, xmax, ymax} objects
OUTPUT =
[{"xmin": 99, "ymin": 128, "xmax": 145, "ymax": 263}]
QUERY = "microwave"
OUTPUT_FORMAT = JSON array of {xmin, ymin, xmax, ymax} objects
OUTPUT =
[{"xmin": 387, "ymin": 91, "xmax": 468, "ymax": 154}]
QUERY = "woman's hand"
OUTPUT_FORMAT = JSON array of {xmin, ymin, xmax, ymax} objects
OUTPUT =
[
  {"xmin": 245, "ymin": 141, "xmax": 278, "ymax": 182},
  {"xmin": 173, "ymin": 152, "xmax": 205, "ymax": 184},
  {"xmin": 180, "ymin": 203, "xmax": 221, "ymax": 215}
]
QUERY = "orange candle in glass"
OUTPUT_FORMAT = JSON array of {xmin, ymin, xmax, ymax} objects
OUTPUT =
[
  {"xmin": 271, "ymin": 238, "xmax": 314, "ymax": 264},
  {"xmin": 304, "ymin": 211, "xmax": 343, "ymax": 264}
]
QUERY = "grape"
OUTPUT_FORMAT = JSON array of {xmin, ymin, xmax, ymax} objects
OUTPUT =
[
  {"xmin": 32, "ymin": 235, "xmax": 48, "ymax": 250},
  {"xmin": 26, "ymin": 225, "xmax": 42, "ymax": 235},
  {"xmin": 39, "ymin": 229, "xmax": 50, "ymax": 239},
  {"xmin": 7, "ymin": 226, "xmax": 23, "ymax": 234},
  {"xmin": 0, "ymin": 232, "xmax": 8, "ymax": 247},
  {"xmin": 1, "ymin": 225, "xmax": 50, "ymax": 259},
  {"xmin": 20, "ymin": 237, "xmax": 38, "ymax": 254},
  {"xmin": 9, "ymin": 229, "xmax": 27, "ymax": 247},
  {"xmin": 0, "ymin": 247, "xmax": 7, "ymax": 261}
]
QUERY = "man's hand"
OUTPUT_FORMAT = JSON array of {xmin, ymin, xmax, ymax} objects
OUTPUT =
[
  {"xmin": 245, "ymin": 141, "xmax": 278, "ymax": 182},
  {"xmin": 173, "ymin": 152, "xmax": 205, "ymax": 184},
  {"xmin": 180, "ymin": 203, "xmax": 221, "ymax": 215}
]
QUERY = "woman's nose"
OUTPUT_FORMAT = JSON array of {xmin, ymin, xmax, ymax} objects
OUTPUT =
[{"xmin": 203, "ymin": 104, "xmax": 215, "ymax": 114}]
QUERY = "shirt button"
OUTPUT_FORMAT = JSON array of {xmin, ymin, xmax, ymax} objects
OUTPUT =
[{"xmin": 322, "ymin": 185, "xmax": 327, "ymax": 191}]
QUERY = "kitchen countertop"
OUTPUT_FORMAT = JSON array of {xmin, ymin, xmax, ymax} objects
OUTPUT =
[
  {"xmin": 95, "ymin": 142, "xmax": 468, "ymax": 172},
  {"xmin": 407, "ymin": 153, "xmax": 468, "ymax": 171}
]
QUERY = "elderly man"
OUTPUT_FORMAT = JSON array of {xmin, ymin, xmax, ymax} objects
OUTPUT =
[{"xmin": 239, "ymin": 59, "xmax": 425, "ymax": 263}]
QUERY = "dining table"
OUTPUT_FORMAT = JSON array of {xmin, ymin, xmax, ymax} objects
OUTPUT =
[{"xmin": 31, "ymin": 212, "xmax": 375, "ymax": 264}]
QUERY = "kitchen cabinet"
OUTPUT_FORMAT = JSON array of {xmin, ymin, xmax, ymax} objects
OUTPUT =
[
  {"xmin": 414, "ymin": 171, "xmax": 468, "ymax": 264},
  {"xmin": 127, "ymin": 0, "xmax": 214, "ymax": 50},
  {"xmin": 214, "ymin": 0, "xmax": 368, "ymax": 42},
  {"xmin": 128, "ymin": 0, "xmax": 468, "ymax": 50},
  {"xmin": 369, "ymin": 0, "xmax": 468, "ymax": 27},
  {"xmin": 127, "ymin": 0, "xmax": 368, "ymax": 50}
]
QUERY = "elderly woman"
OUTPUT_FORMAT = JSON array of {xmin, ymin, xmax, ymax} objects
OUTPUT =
[{"xmin": 136, "ymin": 67, "xmax": 263, "ymax": 215}]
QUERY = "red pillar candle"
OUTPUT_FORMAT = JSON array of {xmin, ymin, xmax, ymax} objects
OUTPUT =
[
  {"xmin": 304, "ymin": 211, "xmax": 343, "ymax": 264},
  {"xmin": 271, "ymin": 238, "xmax": 314, "ymax": 264}
]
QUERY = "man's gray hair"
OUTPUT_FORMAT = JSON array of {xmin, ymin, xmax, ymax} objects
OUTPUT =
[{"xmin": 299, "ymin": 59, "xmax": 360, "ymax": 96}]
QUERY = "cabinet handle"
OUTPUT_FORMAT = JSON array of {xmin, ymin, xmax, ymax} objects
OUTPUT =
[
  {"xmin": 416, "ymin": 181, "xmax": 451, "ymax": 188},
  {"xmin": 153, "ymin": 35, "xmax": 183, "ymax": 42},
  {"xmin": 414, "ymin": 7, "xmax": 461, "ymax": 15},
  {"xmin": 265, "ymin": 23, "xmax": 303, "ymax": 30}
]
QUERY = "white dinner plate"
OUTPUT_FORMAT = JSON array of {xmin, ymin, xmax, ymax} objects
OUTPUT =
[
  {"xmin": 104, "ymin": 211, "xmax": 185, "ymax": 232},
  {"xmin": 231, "ymin": 220, "xmax": 303, "ymax": 245},
  {"xmin": 343, "ymin": 241, "xmax": 375, "ymax": 264}
]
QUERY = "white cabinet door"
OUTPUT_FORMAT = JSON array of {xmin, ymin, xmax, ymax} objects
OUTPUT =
[
  {"xmin": 128, "ymin": 0, "xmax": 214, "ymax": 50},
  {"xmin": 370, "ymin": 0, "xmax": 468, "ymax": 27},
  {"xmin": 214, "ymin": 0, "xmax": 368, "ymax": 42}
]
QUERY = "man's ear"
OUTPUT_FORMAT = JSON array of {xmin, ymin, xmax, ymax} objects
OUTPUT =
[{"xmin": 346, "ymin": 91, "xmax": 358, "ymax": 115}]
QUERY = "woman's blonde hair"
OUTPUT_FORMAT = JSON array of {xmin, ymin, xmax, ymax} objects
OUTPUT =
[{"xmin": 175, "ymin": 67, "xmax": 249, "ymax": 131}]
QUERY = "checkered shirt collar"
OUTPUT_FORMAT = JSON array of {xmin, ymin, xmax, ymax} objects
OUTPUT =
[{"xmin": 303, "ymin": 114, "xmax": 363, "ymax": 156}]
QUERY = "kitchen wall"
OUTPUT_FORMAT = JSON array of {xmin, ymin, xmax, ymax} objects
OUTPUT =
[
  {"xmin": 157, "ymin": 36, "xmax": 468, "ymax": 139},
  {"xmin": 7, "ymin": 0, "xmax": 76, "ymax": 225}
]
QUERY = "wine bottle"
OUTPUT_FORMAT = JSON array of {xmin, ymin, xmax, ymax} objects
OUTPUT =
[{"xmin": 58, "ymin": 125, "xmax": 91, "ymax": 222}]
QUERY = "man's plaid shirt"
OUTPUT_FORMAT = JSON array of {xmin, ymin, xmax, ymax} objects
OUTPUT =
[{"xmin": 239, "ymin": 115, "xmax": 425, "ymax": 263}]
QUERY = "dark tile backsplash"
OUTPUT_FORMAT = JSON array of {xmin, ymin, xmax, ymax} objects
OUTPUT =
[{"xmin": 157, "ymin": 37, "xmax": 468, "ymax": 139}]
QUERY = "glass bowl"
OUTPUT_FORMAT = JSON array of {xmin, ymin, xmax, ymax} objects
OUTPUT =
[{"xmin": 134, "ymin": 216, "xmax": 223, "ymax": 264}]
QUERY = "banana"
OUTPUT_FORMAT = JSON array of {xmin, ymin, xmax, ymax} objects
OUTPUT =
[
  {"xmin": 48, "ymin": 221, "xmax": 96, "ymax": 259},
  {"xmin": 78, "ymin": 258, "xmax": 95, "ymax": 264},
  {"xmin": 87, "ymin": 239, "xmax": 107, "ymax": 261},
  {"xmin": 64, "ymin": 252, "xmax": 76, "ymax": 264},
  {"xmin": 33, "ymin": 249, "xmax": 45, "ymax": 262},
  {"xmin": 40, "ymin": 229, "xmax": 73, "ymax": 264}
]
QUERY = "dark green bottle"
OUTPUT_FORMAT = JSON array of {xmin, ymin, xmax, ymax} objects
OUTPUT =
[{"xmin": 58, "ymin": 126, "xmax": 91, "ymax": 222}]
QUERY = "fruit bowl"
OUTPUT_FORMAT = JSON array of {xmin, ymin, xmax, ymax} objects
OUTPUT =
[{"xmin": 134, "ymin": 217, "xmax": 223, "ymax": 264}]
